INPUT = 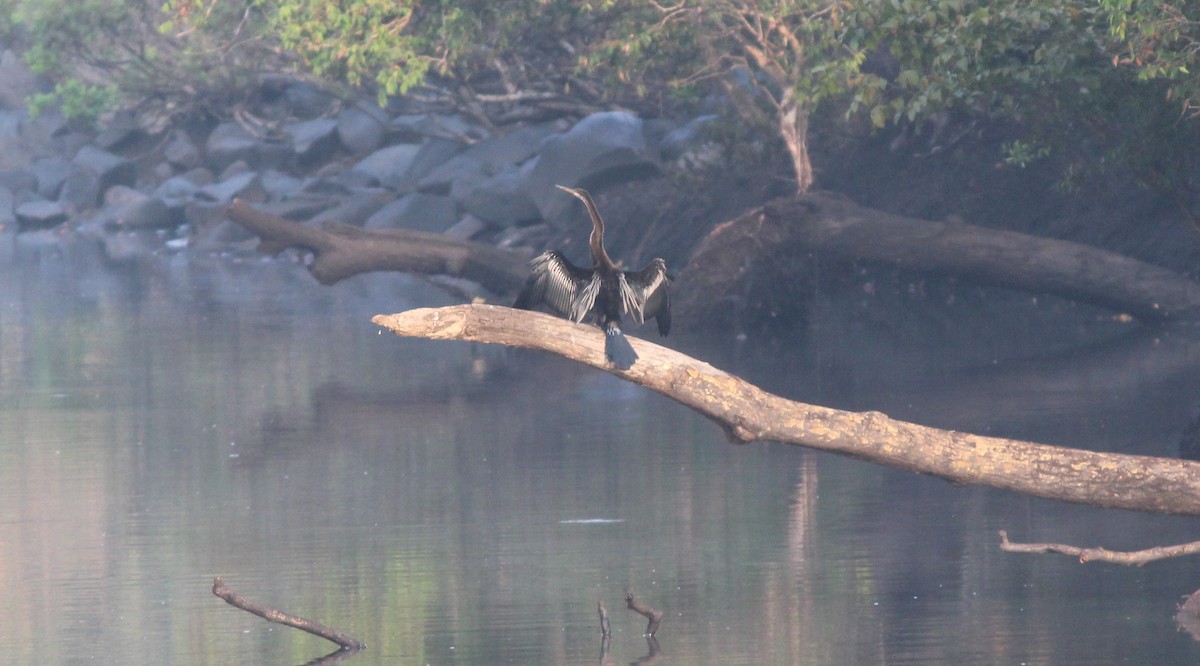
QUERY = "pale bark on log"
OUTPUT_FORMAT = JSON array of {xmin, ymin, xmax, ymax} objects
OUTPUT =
[
  {"xmin": 677, "ymin": 191, "xmax": 1200, "ymax": 324},
  {"xmin": 226, "ymin": 199, "xmax": 529, "ymax": 293},
  {"xmin": 373, "ymin": 304, "xmax": 1200, "ymax": 516}
]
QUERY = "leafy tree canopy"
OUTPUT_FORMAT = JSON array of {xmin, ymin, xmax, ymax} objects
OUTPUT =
[{"xmin": 5, "ymin": 0, "xmax": 1200, "ymax": 193}]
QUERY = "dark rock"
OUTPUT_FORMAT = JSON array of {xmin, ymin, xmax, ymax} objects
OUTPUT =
[
  {"xmin": 418, "ymin": 153, "xmax": 492, "ymax": 195},
  {"xmin": 29, "ymin": 157, "xmax": 70, "ymax": 199},
  {"xmin": 310, "ymin": 191, "xmax": 395, "ymax": 226},
  {"xmin": 444, "ymin": 213, "xmax": 488, "ymax": 240},
  {"xmin": 351, "ymin": 143, "xmax": 421, "ymax": 189},
  {"xmin": 521, "ymin": 111, "xmax": 661, "ymax": 226},
  {"xmin": 283, "ymin": 80, "xmax": 334, "ymax": 119},
  {"xmin": 308, "ymin": 168, "xmax": 380, "ymax": 194},
  {"xmin": 390, "ymin": 113, "xmax": 484, "ymax": 142},
  {"xmin": 336, "ymin": 103, "xmax": 389, "ymax": 155},
  {"xmin": 93, "ymin": 111, "xmax": 145, "ymax": 152},
  {"xmin": 198, "ymin": 171, "xmax": 265, "ymax": 204},
  {"xmin": 258, "ymin": 198, "xmax": 332, "ymax": 222},
  {"xmin": 205, "ymin": 122, "xmax": 258, "ymax": 173},
  {"xmin": 660, "ymin": 114, "xmax": 718, "ymax": 162},
  {"xmin": 0, "ymin": 187, "xmax": 16, "ymax": 230},
  {"xmin": 0, "ymin": 169, "xmax": 38, "ymax": 194},
  {"xmin": 164, "ymin": 130, "xmax": 202, "ymax": 170},
  {"xmin": 461, "ymin": 167, "xmax": 540, "ymax": 227},
  {"xmin": 0, "ymin": 110, "xmax": 25, "ymax": 171},
  {"xmin": 103, "ymin": 185, "xmax": 147, "ymax": 207},
  {"xmin": 401, "ymin": 139, "xmax": 466, "ymax": 191},
  {"xmin": 460, "ymin": 122, "xmax": 559, "ymax": 167},
  {"xmin": 193, "ymin": 218, "xmax": 256, "ymax": 248},
  {"xmin": 218, "ymin": 159, "xmax": 253, "ymax": 181},
  {"xmin": 260, "ymin": 169, "xmax": 304, "ymax": 199},
  {"xmin": 179, "ymin": 167, "xmax": 216, "ymax": 186},
  {"xmin": 0, "ymin": 49, "xmax": 42, "ymax": 110},
  {"xmin": 154, "ymin": 175, "xmax": 202, "ymax": 201},
  {"xmin": 15, "ymin": 199, "xmax": 69, "ymax": 231},
  {"xmin": 364, "ymin": 192, "xmax": 458, "ymax": 233},
  {"xmin": 71, "ymin": 145, "xmax": 137, "ymax": 202},
  {"xmin": 287, "ymin": 118, "xmax": 340, "ymax": 167},
  {"xmin": 104, "ymin": 195, "xmax": 174, "ymax": 231},
  {"xmin": 58, "ymin": 167, "xmax": 100, "ymax": 211},
  {"xmin": 183, "ymin": 199, "xmax": 231, "ymax": 234}
]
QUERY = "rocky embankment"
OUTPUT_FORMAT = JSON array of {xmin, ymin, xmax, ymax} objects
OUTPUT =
[{"xmin": 0, "ymin": 61, "xmax": 719, "ymax": 276}]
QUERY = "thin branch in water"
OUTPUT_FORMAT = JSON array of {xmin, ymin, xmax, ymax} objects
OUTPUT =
[
  {"xmin": 598, "ymin": 600, "xmax": 612, "ymax": 637},
  {"xmin": 998, "ymin": 530, "xmax": 1200, "ymax": 566},
  {"xmin": 625, "ymin": 593, "xmax": 664, "ymax": 636},
  {"xmin": 211, "ymin": 576, "xmax": 364, "ymax": 651}
]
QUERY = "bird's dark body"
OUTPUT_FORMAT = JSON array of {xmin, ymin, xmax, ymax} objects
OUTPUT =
[{"xmin": 513, "ymin": 186, "xmax": 671, "ymax": 370}]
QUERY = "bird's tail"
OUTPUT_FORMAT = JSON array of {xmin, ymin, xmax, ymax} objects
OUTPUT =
[{"xmin": 604, "ymin": 323, "xmax": 638, "ymax": 370}]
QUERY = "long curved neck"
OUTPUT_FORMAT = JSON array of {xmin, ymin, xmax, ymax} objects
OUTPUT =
[{"xmin": 581, "ymin": 192, "xmax": 616, "ymax": 270}]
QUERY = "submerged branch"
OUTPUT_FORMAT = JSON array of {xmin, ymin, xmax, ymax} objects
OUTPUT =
[
  {"xmin": 226, "ymin": 199, "xmax": 529, "ymax": 293},
  {"xmin": 625, "ymin": 593, "xmax": 664, "ymax": 637},
  {"xmin": 373, "ymin": 304, "xmax": 1200, "ymax": 516},
  {"xmin": 997, "ymin": 530, "xmax": 1200, "ymax": 565},
  {"xmin": 211, "ymin": 576, "xmax": 364, "ymax": 651}
]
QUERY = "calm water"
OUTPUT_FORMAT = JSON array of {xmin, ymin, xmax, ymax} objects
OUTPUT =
[{"xmin": 4, "ymin": 238, "xmax": 1200, "ymax": 665}]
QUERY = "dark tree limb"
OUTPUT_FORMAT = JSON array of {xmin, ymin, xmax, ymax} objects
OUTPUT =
[
  {"xmin": 625, "ymin": 593, "xmax": 664, "ymax": 637},
  {"xmin": 372, "ymin": 304, "xmax": 1200, "ymax": 516},
  {"xmin": 211, "ymin": 576, "xmax": 364, "ymax": 651},
  {"xmin": 226, "ymin": 199, "xmax": 529, "ymax": 293},
  {"xmin": 997, "ymin": 530, "xmax": 1200, "ymax": 565},
  {"xmin": 677, "ymin": 191, "xmax": 1200, "ymax": 325}
]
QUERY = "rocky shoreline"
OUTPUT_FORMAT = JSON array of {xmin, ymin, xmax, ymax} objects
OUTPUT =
[{"xmin": 0, "ymin": 63, "xmax": 720, "ymax": 275}]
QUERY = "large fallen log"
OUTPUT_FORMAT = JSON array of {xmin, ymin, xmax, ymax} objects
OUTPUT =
[
  {"xmin": 226, "ymin": 199, "xmax": 529, "ymax": 292},
  {"xmin": 677, "ymin": 191, "xmax": 1200, "ymax": 325},
  {"xmin": 373, "ymin": 304, "xmax": 1200, "ymax": 516}
]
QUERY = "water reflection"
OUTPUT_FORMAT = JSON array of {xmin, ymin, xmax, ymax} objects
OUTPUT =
[{"xmin": 2, "ymin": 247, "xmax": 1200, "ymax": 664}]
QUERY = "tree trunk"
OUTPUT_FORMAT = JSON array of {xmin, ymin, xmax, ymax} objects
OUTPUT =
[
  {"xmin": 373, "ymin": 304, "xmax": 1200, "ymax": 516},
  {"xmin": 675, "ymin": 191, "xmax": 1200, "ymax": 326},
  {"xmin": 779, "ymin": 92, "xmax": 814, "ymax": 194}
]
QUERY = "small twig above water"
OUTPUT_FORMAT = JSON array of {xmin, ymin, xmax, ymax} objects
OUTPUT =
[
  {"xmin": 211, "ymin": 576, "xmax": 364, "ymax": 651},
  {"xmin": 998, "ymin": 530, "xmax": 1200, "ymax": 565}
]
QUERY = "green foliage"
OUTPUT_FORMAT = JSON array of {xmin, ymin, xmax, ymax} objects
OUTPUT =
[
  {"xmin": 29, "ymin": 80, "xmax": 119, "ymax": 125},
  {"xmin": 1101, "ymin": 1, "xmax": 1200, "ymax": 111},
  {"xmin": 846, "ymin": 0, "xmax": 1108, "ymax": 127},
  {"xmin": 1001, "ymin": 139, "xmax": 1051, "ymax": 168},
  {"xmin": 270, "ymin": 0, "xmax": 428, "ymax": 106},
  {"xmin": 6, "ymin": 0, "xmax": 1200, "ymax": 194}
]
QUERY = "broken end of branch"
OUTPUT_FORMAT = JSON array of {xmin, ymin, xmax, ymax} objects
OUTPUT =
[{"xmin": 373, "ymin": 308, "xmax": 470, "ymax": 340}]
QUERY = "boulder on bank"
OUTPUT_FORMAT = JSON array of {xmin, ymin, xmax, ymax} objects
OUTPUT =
[{"xmin": 521, "ymin": 111, "xmax": 661, "ymax": 228}]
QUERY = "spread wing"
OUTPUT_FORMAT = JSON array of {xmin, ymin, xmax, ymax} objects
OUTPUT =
[
  {"xmin": 619, "ymin": 258, "xmax": 671, "ymax": 336},
  {"xmin": 512, "ymin": 251, "xmax": 600, "ymax": 323}
]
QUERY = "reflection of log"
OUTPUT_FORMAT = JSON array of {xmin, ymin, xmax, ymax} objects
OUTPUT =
[
  {"xmin": 211, "ymin": 576, "xmax": 363, "ymax": 651},
  {"xmin": 625, "ymin": 593, "xmax": 664, "ymax": 637},
  {"xmin": 372, "ymin": 304, "xmax": 1200, "ymax": 516},
  {"xmin": 226, "ymin": 199, "xmax": 528, "ymax": 293},
  {"xmin": 677, "ymin": 191, "xmax": 1200, "ymax": 325},
  {"xmin": 998, "ymin": 530, "xmax": 1200, "ymax": 565}
]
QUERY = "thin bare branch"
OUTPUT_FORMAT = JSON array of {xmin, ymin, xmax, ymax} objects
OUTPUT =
[
  {"xmin": 211, "ymin": 577, "xmax": 363, "ymax": 650},
  {"xmin": 998, "ymin": 530, "xmax": 1200, "ymax": 565}
]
